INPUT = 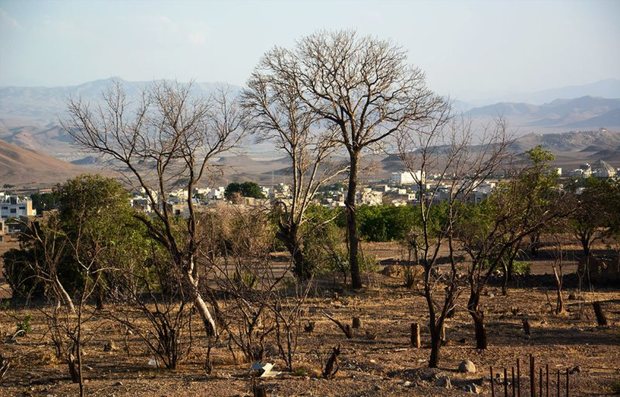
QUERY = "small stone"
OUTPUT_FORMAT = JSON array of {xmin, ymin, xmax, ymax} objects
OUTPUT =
[
  {"xmin": 403, "ymin": 381, "xmax": 412, "ymax": 387},
  {"xmin": 103, "ymin": 340, "xmax": 116, "ymax": 352},
  {"xmin": 436, "ymin": 375, "xmax": 452, "ymax": 389},
  {"xmin": 458, "ymin": 360, "xmax": 476, "ymax": 373},
  {"xmin": 464, "ymin": 383, "xmax": 482, "ymax": 394}
]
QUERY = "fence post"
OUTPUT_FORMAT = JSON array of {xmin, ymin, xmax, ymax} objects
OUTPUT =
[
  {"xmin": 411, "ymin": 323, "xmax": 421, "ymax": 348},
  {"xmin": 530, "ymin": 355, "xmax": 535, "ymax": 397},
  {"xmin": 517, "ymin": 358, "xmax": 521, "ymax": 397}
]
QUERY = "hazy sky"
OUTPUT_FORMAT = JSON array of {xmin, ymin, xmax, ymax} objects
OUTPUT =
[{"xmin": 0, "ymin": 0, "xmax": 618, "ymax": 101}]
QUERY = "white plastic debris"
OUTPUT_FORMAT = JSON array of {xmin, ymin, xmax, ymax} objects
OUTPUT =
[{"xmin": 250, "ymin": 362, "xmax": 279, "ymax": 378}]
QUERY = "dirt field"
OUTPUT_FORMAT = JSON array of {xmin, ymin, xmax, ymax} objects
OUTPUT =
[{"xmin": 1, "ymin": 238, "xmax": 619, "ymax": 396}]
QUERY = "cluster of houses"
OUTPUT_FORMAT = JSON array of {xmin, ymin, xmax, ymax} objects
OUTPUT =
[
  {"xmin": 0, "ymin": 158, "xmax": 618, "ymax": 228},
  {"xmin": 0, "ymin": 192, "xmax": 37, "ymax": 240},
  {"xmin": 566, "ymin": 160, "xmax": 617, "ymax": 179}
]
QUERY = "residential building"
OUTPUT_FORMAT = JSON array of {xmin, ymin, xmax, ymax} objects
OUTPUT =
[
  {"xmin": 0, "ymin": 195, "xmax": 36, "ymax": 220},
  {"xmin": 390, "ymin": 170, "xmax": 425, "ymax": 185}
]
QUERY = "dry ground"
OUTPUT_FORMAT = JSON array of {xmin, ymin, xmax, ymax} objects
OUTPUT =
[{"xmin": 0, "ymin": 240, "xmax": 619, "ymax": 396}]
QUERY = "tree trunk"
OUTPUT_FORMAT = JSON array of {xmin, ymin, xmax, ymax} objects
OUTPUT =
[
  {"xmin": 277, "ymin": 224, "xmax": 309, "ymax": 280},
  {"xmin": 186, "ymin": 270, "xmax": 218, "ymax": 337},
  {"xmin": 428, "ymin": 324, "xmax": 442, "ymax": 368},
  {"xmin": 55, "ymin": 275, "xmax": 75, "ymax": 313},
  {"xmin": 346, "ymin": 152, "xmax": 362, "ymax": 289},
  {"xmin": 468, "ymin": 291, "xmax": 487, "ymax": 349},
  {"xmin": 580, "ymin": 234, "xmax": 590, "ymax": 258},
  {"xmin": 472, "ymin": 311, "xmax": 487, "ymax": 349},
  {"xmin": 502, "ymin": 261, "xmax": 509, "ymax": 296}
]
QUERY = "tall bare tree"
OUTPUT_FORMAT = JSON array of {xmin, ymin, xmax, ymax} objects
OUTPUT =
[
  {"xmin": 256, "ymin": 30, "xmax": 446, "ymax": 288},
  {"xmin": 64, "ymin": 81, "xmax": 244, "ymax": 337},
  {"xmin": 242, "ymin": 63, "xmax": 347, "ymax": 279},
  {"xmin": 397, "ymin": 116, "xmax": 511, "ymax": 367}
]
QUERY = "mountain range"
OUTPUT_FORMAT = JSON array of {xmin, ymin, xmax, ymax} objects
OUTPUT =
[{"xmin": 0, "ymin": 77, "xmax": 619, "ymax": 186}]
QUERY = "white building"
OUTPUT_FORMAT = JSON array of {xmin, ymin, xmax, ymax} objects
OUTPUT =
[
  {"xmin": 357, "ymin": 188, "xmax": 383, "ymax": 206},
  {"xmin": 0, "ymin": 195, "xmax": 36, "ymax": 220},
  {"xmin": 390, "ymin": 170, "xmax": 425, "ymax": 185}
]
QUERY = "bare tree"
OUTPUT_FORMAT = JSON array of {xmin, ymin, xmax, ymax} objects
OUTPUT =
[
  {"xmin": 396, "ymin": 116, "xmax": 511, "ymax": 367},
  {"xmin": 256, "ymin": 30, "xmax": 446, "ymax": 288},
  {"xmin": 242, "ymin": 63, "xmax": 348, "ymax": 280},
  {"xmin": 23, "ymin": 211, "xmax": 105, "ymax": 397},
  {"xmin": 64, "ymin": 81, "xmax": 244, "ymax": 337}
]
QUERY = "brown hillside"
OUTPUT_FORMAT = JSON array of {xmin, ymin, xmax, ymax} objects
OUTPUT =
[{"xmin": 0, "ymin": 139, "xmax": 91, "ymax": 187}]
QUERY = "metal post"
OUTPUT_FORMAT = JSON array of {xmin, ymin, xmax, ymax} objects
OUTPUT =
[
  {"xmin": 539, "ymin": 367, "xmax": 543, "ymax": 397},
  {"xmin": 517, "ymin": 358, "xmax": 521, "ymax": 397},
  {"xmin": 546, "ymin": 364, "xmax": 549, "ymax": 397},
  {"xmin": 530, "ymin": 355, "xmax": 535, "ymax": 397}
]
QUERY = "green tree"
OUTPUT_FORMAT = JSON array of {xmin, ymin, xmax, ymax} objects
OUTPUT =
[
  {"xmin": 569, "ymin": 177, "xmax": 620, "ymax": 258},
  {"xmin": 225, "ymin": 181, "xmax": 265, "ymax": 201},
  {"xmin": 459, "ymin": 146, "xmax": 572, "ymax": 349},
  {"xmin": 30, "ymin": 189, "xmax": 61, "ymax": 214}
]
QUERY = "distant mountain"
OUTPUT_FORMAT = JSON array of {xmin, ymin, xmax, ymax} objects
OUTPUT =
[
  {"xmin": 2, "ymin": 78, "xmax": 620, "ymax": 176},
  {"xmin": 513, "ymin": 79, "xmax": 620, "ymax": 105},
  {"xmin": 0, "ymin": 78, "xmax": 244, "ymax": 161},
  {"xmin": 0, "ymin": 77, "xmax": 241, "ymax": 121},
  {"xmin": 0, "ymin": 139, "xmax": 92, "ymax": 186},
  {"xmin": 465, "ymin": 96, "xmax": 620, "ymax": 133}
]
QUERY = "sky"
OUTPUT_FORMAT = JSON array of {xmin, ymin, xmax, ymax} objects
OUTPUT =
[{"xmin": 0, "ymin": 0, "xmax": 619, "ymax": 102}]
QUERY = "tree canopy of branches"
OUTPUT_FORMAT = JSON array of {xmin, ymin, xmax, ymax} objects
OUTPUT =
[
  {"xmin": 457, "ymin": 146, "xmax": 573, "ymax": 349},
  {"xmin": 243, "ymin": 56, "xmax": 347, "ymax": 280},
  {"xmin": 396, "ymin": 117, "xmax": 511, "ymax": 367},
  {"xmin": 64, "ymin": 81, "xmax": 245, "ymax": 337},
  {"xmin": 252, "ymin": 30, "xmax": 446, "ymax": 288},
  {"xmin": 568, "ymin": 177, "xmax": 620, "ymax": 258}
]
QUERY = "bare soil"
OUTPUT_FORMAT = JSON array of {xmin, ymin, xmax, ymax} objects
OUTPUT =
[{"xmin": 0, "ymin": 242, "xmax": 619, "ymax": 396}]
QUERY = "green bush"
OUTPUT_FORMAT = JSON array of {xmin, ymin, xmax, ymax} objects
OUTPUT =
[
  {"xmin": 16, "ymin": 314, "xmax": 32, "ymax": 336},
  {"xmin": 512, "ymin": 261, "xmax": 531, "ymax": 276}
]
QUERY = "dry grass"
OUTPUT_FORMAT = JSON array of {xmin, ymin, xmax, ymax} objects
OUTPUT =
[{"xmin": 0, "ymin": 238, "xmax": 619, "ymax": 396}]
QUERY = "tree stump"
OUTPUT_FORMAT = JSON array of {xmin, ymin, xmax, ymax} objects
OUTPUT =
[
  {"xmin": 522, "ymin": 318, "xmax": 531, "ymax": 336},
  {"xmin": 323, "ymin": 345, "xmax": 341, "ymax": 379},
  {"xmin": 411, "ymin": 323, "xmax": 421, "ymax": 348},
  {"xmin": 592, "ymin": 302, "xmax": 608, "ymax": 326},
  {"xmin": 352, "ymin": 317, "xmax": 361, "ymax": 329},
  {"xmin": 253, "ymin": 384, "xmax": 268, "ymax": 397}
]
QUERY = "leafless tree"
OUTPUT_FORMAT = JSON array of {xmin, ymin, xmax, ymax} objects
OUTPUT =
[
  {"xmin": 23, "ymin": 211, "xmax": 106, "ymax": 397},
  {"xmin": 64, "ymin": 81, "xmax": 244, "ymax": 337},
  {"xmin": 396, "ymin": 116, "xmax": 511, "ymax": 367},
  {"xmin": 242, "ymin": 63, "xmax": 348, "ymax": 280},
  {"xmin": 255, "ymin": 30, "xmax": 446, "ymax": 288}
]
